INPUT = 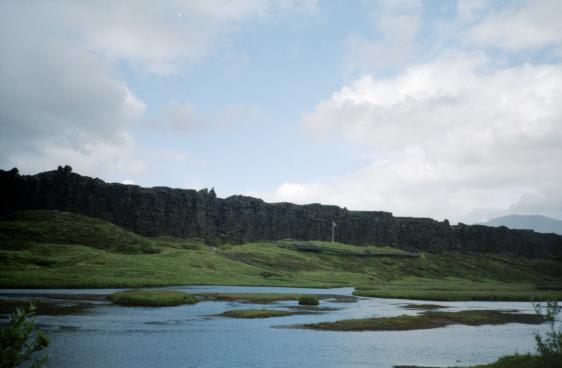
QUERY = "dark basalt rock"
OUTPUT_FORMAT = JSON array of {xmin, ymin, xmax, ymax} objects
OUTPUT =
[{"xmin": 1, "ymin": 167, "xmax": 561, "ymax": 258}]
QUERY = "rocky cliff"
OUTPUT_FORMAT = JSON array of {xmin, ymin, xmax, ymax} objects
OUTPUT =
[{"xmin": 1, "ymin": 166, "xmax": 561, "ymax": 258}]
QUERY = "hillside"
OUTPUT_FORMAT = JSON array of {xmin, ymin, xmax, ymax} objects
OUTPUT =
[
  {"xmin": 2, "ymin": 166, "xmax": 562, "ymax": 258},
  {"xmin": 0, "ymin": 211, "xmax": 561, "ymax": 301},
  {"xmin": 481, "ymin": 214, "xmax": 562, "ymax": 235},
  {"xmin": 0, "ymin": 211, "xmax": 158, "ymax": 253}
]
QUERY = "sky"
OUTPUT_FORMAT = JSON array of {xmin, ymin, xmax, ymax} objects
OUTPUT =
[{"xmin": 1, "ymin": 0, "xmax": 561, "ymax": 224}]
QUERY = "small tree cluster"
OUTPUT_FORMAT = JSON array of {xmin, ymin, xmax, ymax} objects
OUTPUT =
[{"xmin": 0, "ymin": 304, "xmax": 49, "ymax": 368}]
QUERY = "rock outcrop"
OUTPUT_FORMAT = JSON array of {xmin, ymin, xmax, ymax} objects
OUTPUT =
[{"xmin": 1, "ymin": 167, "xmax": 561, "ymax": 258}]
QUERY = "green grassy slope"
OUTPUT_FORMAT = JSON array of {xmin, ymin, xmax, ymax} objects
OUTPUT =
[
  {"xmin": 0, "ymin": 211, "xmax": 561, "ymax": 300},
  {"xmin": 0, "ymin": 211, "xmax": 158, "ymax": 253}
]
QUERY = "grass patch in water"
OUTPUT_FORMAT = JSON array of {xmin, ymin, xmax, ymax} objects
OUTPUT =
[
  {"xmin": 402, "ymin": 303, "xmax": 448, "ymax": 310},
  {"xmin": 218, "ymin": 308, "xmax": 301, "ymax": 318},
  {"xmin": 109, "ymin": 289, "xmax": 197, "ymax": 307},
  {"xmin": 197, "ymin": 292, "xmax": 351, "ymax": 304},
  {"xmin": 298, "ymin": 295, "xmax": 319, "ymax": 305},
  {"xmin": 301, "ymin": 309, "xmax": 544, "ymax": 331},
  {"xmin": 196, "ymin": 292, "xmax": 303, "ymax": 303}
]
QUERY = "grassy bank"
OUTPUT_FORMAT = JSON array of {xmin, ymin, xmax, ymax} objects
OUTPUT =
[
  {"xmin": 353, "ymin": 278, "xmax": 562, "ymax": 301},
  {"xmin": 109, "ymin": 290, "xmax": 197, "ymax": 307},
  {"xmin": 300, "ymin": 310, "xmax": 544, "ymax": 331},
  {"xmin": 393, "ymin": 355, "xmax": 544, "ymax": 368},
  {"xmin": 218, "ymin": 309, "xmax": 301, "ymax": 318},
  {"xmin": 393, "ymin": 354, "xmax": 545, "ymax": 368},
  {"xmin": 472, "ymin": 354, "xmax": 543, "ymax": 368},
  {"xmin": 1, "ymin": 211, "xmax": 561, "ymax": 302}
]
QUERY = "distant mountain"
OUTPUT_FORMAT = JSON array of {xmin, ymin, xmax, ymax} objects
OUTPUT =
[{"xmin": 481, "ymin": 214, "xmax": 562, "ymax": 235}]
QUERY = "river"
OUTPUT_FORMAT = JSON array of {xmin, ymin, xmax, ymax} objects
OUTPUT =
[{"xmin": 0, "ymin": 286, "xmax": 548, "ymax": 368}]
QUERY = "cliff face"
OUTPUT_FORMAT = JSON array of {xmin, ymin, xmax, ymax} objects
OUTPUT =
[{"xmin": 1, "ymin": 167, "xmax": 561, "ymax": 258}]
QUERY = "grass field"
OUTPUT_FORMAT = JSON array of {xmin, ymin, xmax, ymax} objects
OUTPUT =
[
  {"xmin": 1, "ymin": 211, "xmax": 561, "ymax": 301},
  {"xmin": 353, "ymin": 277, "xmax": 562, "ymax": 301},
  {"xmin": 275, "ymin": 239, "xmax": 414, "ymax": 256}
]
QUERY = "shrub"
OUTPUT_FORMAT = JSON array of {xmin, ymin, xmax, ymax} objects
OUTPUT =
[
  {"xmin": 534, "ymin": 300, "xmax": 562, "ymax": 368},
  {"xmin": 139, "ymin": 243, "xmax": 161, "ymax": 254},
  {"xmin": 204, "ymin": 236, "xmax": 224, "ymax": 248},
  {"xmin": 0, "ymin": 303, "xmax": 49, "ymax": 368},
  {"xmin": 298, "ymin": 295, "xmax": 319, "ymax": 306}
]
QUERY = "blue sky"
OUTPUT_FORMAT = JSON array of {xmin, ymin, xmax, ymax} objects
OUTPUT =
[
  {"xmin": 1, "ymin": 0, "xmax": 562, "ymax": 223},
  {"xmin": 125, "ymin": 2, "xmax": 370, "ymax": 191}
]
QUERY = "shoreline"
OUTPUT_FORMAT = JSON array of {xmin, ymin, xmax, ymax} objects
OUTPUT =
[{"xmin": 0, "ymin": 284, "xmax": 557, "ymax": 303}]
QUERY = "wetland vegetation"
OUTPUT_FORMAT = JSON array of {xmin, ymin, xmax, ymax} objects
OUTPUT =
[
  {"xmin": 298, "ymin": 295, "xmax": 320, "ymax": 305},
  {"xmin": 108, "ymin": 289, "xmax": 197, "ymax": 307},
  {"xmin": 218, "ymin": 308, "xmax": 303, "ymax": 318},
  {"xmin": 300, "ymin": 310, "xmax": 544, "ymax": 331},
  {"xmin": 196, "ymin": 292, "xmax": 303, "ymax": 303},
  {"xmin": 402, "ymin": 303, "xmax": 448, "ymax": 310}
]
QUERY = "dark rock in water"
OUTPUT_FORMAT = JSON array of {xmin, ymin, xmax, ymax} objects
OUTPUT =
[{"xmin": 1, "ymin": 167, "xmax": 561, "ymax": 258}]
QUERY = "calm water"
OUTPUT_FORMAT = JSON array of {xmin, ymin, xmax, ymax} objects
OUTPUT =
[{"xmin": 0, "ymin": 286, "xmax": 549, "ymax": 368}]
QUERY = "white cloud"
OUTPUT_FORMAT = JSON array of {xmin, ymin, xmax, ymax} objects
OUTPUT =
[
  {"xmin": 19, "ymin": 0, "xmax": 316, "ymax": 76},
  {"xmin": 4, "ymin": 135, "xmax": 146, "ymax": 180},
  {"xmin": 277, "ymin": 54, "xmax": 562, "ymax": 223},
  {"xmin": 345, "ymin": 0, "xmax": 420, "ymax": 73},
  {"xmin": 55, "ymin": 1, "xmax": 270, "ymax": 75},
  {"xmin": 466, "ymin": 0, "xmax": 562, "ymax": 53},
  {"xmin": 456, "ymin": 0, "xmax": 488, "ymax": 21},
  {"xmin": 272, "ymin": 182, "xmax": 324, "ymax": 203},
  {"xmin": 3, "ymin": 132, "xmax": 208, "ymax": 188}
]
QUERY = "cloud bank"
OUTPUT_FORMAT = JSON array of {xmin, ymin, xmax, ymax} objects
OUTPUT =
[
  {"xmin": 264, "ymin": 53, "xmax": 562, "ymax": 223},
  {"xmin": 0, "ymin": 0, "xmax": 312, "ymax": 182}
]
